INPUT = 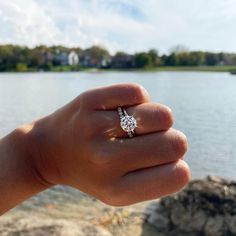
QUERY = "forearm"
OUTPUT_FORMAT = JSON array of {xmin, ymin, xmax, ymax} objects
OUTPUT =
[{"xmin": 0, "ymin": 125, "xmax": 51, "ymax": 215}]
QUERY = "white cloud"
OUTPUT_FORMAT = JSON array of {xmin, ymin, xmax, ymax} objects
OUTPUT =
[
  {"xmin": 0, "ymin": 0, "xmax": 236, "ymax": 53},
  {"xmin": 0, "ymin": 0, "xmax": 59, "ymax": 46}
]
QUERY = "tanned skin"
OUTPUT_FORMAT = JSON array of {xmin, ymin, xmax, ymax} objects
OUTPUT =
[{"xmin": 0, "ymin": 83, "xmax": 190, "ymax": 215}]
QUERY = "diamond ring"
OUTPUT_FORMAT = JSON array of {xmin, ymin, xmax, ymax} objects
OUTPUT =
[{"xmin": 117, "ymin": 107, "xmax": 137, "ymax": 138}]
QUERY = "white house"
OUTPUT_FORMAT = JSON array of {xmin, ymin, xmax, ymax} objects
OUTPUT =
[{"xmin": 68, "ymin": 51, "xmax": 79, "ymax": 66}]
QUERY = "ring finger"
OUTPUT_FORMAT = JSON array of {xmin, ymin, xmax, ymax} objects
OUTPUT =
[{"xmin": 98, "ymin": 103, "xmax": 174, "ymax": 138}]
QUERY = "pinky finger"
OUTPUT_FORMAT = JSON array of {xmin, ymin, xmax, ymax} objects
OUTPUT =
[{"xmin": 111, "ymin": 160, "xmax": 191, "ymax": 206}]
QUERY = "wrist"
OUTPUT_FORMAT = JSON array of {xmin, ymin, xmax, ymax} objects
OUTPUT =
[
  {"xmin": 0, "ymin": 124, "xmax": 52, "ymax": 214},
  {"xmin": 18, "ymin": 122, "xmax": 55, "ymax": 188},
  {"xmin": 12, "ymin": 124, "xmax": 53, "ymax": 188}
]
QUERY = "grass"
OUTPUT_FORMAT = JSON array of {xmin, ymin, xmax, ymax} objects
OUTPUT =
[
  {"xmin": 152, "ymin": 66, "xmax": 236, "ymax": 72},
  {"xmin": 99, "ymin": 66, "xmax": 236, "ymax": 73}
]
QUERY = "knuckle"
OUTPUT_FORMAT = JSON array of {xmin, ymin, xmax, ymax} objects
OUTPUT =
[
  {"xmin": 127, "ymin": 83, "xmax": 149, "ymax": 103},
  {"xmin": 78, "ymin": 91, "xmax": 87, "ymax": 102},
  {"xmin": 78, "ymin": 92, "xmax": 88, "ymax": 108},
  {"xmin": 78, "ymin": 90, "xmax": 92, "ymax": 108},
  {"xmin": 171, "ymin": 131, "xmax": 188, "ymax": 157}
]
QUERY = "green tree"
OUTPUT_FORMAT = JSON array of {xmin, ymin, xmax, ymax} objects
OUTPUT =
[
  {"xmin": 205, "ymin": 52, "xmax": 219, "ymax": 66},
  {"xmin": 148, "ymin": 49, "xmax": 159, "ymax": 66},
  {"xmin": 83, "ymin": 46, "xmax": 110, "ymax": 67},
  {"xmin": 188, "ymin": 52, "xmax": 205, "ymax": 66},
  {"xmin": 16, "ymin": 63, "xmax": 28, "ymax": 72},
  {"xmin": 0, "ymin": 45, "xmax": 15, "ymax": 71},
  {"xmin": 134, "ymin": 53, "xmax": 152, "ymax": 68},
  {"xmin": 163, "ymin": 53, "xmax": 177, "ymax": 66},
  {"xmin": 175, "ymin": 52, "xmax": 190, "ymax": 66}
]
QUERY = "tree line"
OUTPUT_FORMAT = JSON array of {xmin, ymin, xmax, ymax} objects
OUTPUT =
[{"xmin": 0, "ymin": 44, "xmax": 236, "ymax": 72}]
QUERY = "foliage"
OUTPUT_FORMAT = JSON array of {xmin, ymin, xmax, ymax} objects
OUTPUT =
[
  {"xmin": 16, "ymin": 63, "xmax": 28, "ymax": 72},
  {"xmin": 134, "ymin": 53, "xmax": 152, "ymax": 68},
  {"xmin": 1, "ymin": 44, "xmax": 236, "ymax": 72}
]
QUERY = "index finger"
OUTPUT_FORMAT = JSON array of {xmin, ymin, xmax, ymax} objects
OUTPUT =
[{"xmin": 80, "ymin": 83, "xmax": 150, "ymax": 110}]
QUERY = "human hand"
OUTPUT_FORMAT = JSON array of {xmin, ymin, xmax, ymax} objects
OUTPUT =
[{"xmin": 29, "ymin": 83, "xmax": 190, "ymax": 206}]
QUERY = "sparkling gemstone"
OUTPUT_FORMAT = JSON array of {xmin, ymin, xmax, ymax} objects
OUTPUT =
[{"xmin": 120, "ymin": 115, "xmax": 137, "ymax": 132}]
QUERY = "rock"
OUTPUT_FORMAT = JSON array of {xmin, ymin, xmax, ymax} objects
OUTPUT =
[
  {"xmin": 146, "ymin": 176, "xmax": 236, "ymax": 235},
  {"xmin": 226, "ymin": 214, "xmax": 236, "ymax": 234},
  {"xmin": 0, "ymin": 217, "xmax": 112, "ymax": 236},
  {"xmin": 204, "ymin": 215, "xmax": 225, "ymax": 236},
  {"xmin": 170, "ymin": 205, "xmax": 192, "ymax": 231},
  {"xmin": 174, "ymin": 210, "xmax": 206, "ymax": 232},
  {"xmin": 147, "ymin": 212, "xmax": 170, "ymax": 232}
]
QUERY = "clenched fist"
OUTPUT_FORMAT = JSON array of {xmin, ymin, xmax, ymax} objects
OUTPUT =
[
  {"xmin": 30, "ymin": 83, "xmax": 190, "ymax": 205},
  {"xmin": 0, "ymin": 83, "xmax": 190, "ymax": 214}
]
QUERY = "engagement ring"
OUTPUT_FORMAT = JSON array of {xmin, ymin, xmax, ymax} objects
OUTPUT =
[{"xmin": 117, "ymin": 107, "xmax": 137, "ymax": 138}]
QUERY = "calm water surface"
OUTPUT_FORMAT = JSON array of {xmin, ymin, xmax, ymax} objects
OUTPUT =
[{"xmin": 0, "ymin": 71, "xmax": 236, "ymax": 180}]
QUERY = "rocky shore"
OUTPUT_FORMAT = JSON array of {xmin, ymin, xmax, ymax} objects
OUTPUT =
[
  {"xmin": 146, "ymin": 176, "xmax": 236, "ymax": 236},
  {"xmin": 1, "ymin": 176, "xmax": 235, "ymax": 236}
]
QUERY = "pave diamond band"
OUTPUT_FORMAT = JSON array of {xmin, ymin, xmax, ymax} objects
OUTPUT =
[{"xmin": 117, "ymin": 107, "xmax": 137, "ymax": 138}]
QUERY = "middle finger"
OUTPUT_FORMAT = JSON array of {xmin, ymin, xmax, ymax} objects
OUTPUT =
[{"xmin": 103, "ymin": 129, "xmax": 188, "ymax": 173}]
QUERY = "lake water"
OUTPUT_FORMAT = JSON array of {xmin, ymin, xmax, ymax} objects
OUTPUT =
[{"xmin": 0, "ymin": 71, "xmax": 236, "ymax": 180}]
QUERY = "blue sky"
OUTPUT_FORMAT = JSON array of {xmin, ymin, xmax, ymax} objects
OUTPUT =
[{"xmin": 0, "ymin": 0, "xmax": 236, "ymax": 54}]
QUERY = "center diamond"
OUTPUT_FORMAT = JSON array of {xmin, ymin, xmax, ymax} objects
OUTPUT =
[{"xmin": 120, "ymin": 115, "xmax": 137, "ymax": 132}]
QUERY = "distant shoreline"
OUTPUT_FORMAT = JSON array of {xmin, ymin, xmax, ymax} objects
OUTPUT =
[
  {"xmin": 1, "ymin": 66, "xmax": 236, "ymax": 73},
  {"xmin": 145, "ymin": 65, "xmax": 236, "ymax": 72}
]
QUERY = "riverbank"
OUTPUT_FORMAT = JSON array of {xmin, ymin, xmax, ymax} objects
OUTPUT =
[
  {"xmin": 1, "ymin": 65, "xmax": 236, "ymax": 73},
  {"xmin": 102, "ymin": 65, "xmax": 236, "ymax": 73},
  {"xmin": 0, "ymin": 176, "xmax": 235, "ymax": 236},
  {"xmin": 0, "ymin": 186, "xmax": 158, "ymax": 236},
  {"xmin": 147, "ymin": 176, "xmax": 236, "ymax": 236},
  {"xmin": 147, "ymin": 65, "xmax": 236, "ymax": 72}
]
